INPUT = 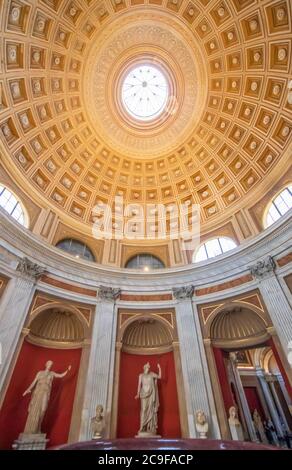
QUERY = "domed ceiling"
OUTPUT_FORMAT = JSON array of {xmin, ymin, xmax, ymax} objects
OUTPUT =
[{"xmin": 0, "ymin": 0, "xmax": 291, "ymax": 236}]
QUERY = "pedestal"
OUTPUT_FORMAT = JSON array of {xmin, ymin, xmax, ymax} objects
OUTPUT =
[
  {"xmin": 135, "ymin": 432, "xmax": 161, "ymax": 438},
  {"xmin": 12, "ymin": 433, "xmax": 49, "ymax": 450}
]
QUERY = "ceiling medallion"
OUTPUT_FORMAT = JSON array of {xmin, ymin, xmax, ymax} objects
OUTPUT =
[{"xmin": 84, "ymin": 17, "xmax": 206, "ymax": 158}]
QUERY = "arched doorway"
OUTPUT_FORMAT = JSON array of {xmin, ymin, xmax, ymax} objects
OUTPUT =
[{"xmin": 207, "ymin": 305, "xmax": 291, "ymax": 447}]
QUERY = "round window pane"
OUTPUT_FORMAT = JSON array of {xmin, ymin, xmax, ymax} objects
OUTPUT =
[{"xmin": 121, "ymin": 65, "xmax": 168, "ymax": 121}]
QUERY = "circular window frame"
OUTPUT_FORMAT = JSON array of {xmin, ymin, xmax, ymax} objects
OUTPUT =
[
  {"xmin": 114, "ymin": 55, "xmax": 178, "ymax": 132},
  {"xmin": 121, "ymin": 64, "xmax": 169, "ymax": 122}
]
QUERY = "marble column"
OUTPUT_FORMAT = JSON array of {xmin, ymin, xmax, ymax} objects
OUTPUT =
[
  {"xmin": 275, "ymin": 373, "xmax": 292, "ymax": 413},
  {"xmin": 229, "ymin": 353, "xmax": 258, "ymax": 442},
  {"xmin": 268, "ymin": 377, "xmax": 290, "ymax": 432},
  {"xmin": 79, "ymin": 286, "xmax": 120, "ymax": 441},
  {"xmin": 256, "ymin": 367, "xmax": 283, "ymax": 438},
  {"xmin": 173, "ymin": 286, "xmax": 220, "ymax": 438},
  {"xmin": 0, "ymin": 258, "xmax": 45, "ymax": 394},
  {"xmin": 250, "ymin": 256, "xmax": 292, "ymax": 358}
]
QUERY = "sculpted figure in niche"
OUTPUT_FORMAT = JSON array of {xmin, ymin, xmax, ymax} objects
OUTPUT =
[
  {"xmin": 228, "ymin": 406, "xmax": 244, "ymax": 441},
  {"xmin": 253, "ymin": 409, "xmax": 268, "ymax": 444},
  {"xmin": 195, "ymin": 410, "xmax": 209, "ymax": 439},
  {"xmin": 22, "ymin": 360, "xmax": 71, "ymax": 434},
  {"xmin": 91, "ymin": 405, "xmax": 105, "ymax": 439},
  {"xmin": 135, "ymin": 363, "xmax": 161, "ymax": 437}
]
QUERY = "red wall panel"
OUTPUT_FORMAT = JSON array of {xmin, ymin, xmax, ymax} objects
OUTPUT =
[
  {"xmin": 0, "ymin": 340, "xmax": 81, "ymax": 449},
  {"xmin": 244, "ymin": 386, "xmax": 266, "ymax": 421},
  {"xmin": 117, "ymin": 351, "xmax": 181, "ymax": 438},
  {"xmin": 213, "ymin": 347, "xmax": 235, "ymax": 410}
]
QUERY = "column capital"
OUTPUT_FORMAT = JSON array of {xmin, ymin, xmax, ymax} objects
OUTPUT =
[
  {"xmin": 249, "ymin": 256, "xmax": 276, "ymax": 279},
  {"xmin": 98, "ymin": 285, "xmax": 121, "ymax": 301},
  {"xmin": 21, "ymin": 327, "xmax": 30, "ymax": 337},
  {"xmin": 172, "ymin": 285, "xmax": 194, "ymax": 300},
  {"xmin": 16, "ymin": 257, "xmax": 46, "ymax": 280}
]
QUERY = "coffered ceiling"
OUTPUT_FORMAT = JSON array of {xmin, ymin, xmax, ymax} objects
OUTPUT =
[{"xmin": 0, "ymin": 0, "xmax": 291, "ymax": 235}]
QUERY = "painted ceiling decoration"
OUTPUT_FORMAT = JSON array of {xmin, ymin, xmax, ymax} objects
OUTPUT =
[{"xmin": 0, "ymin": 0, "xmax": 291, "ymax": 237}]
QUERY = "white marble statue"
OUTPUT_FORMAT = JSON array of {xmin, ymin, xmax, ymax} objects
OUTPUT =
[
  {"xmin": 195, "ymin": 410, "xmax": 209, "ymax": 438},
  {"xmin": 22, "ymin": 360, "xmax": 71, "ymax": 434},
  {"xmin": 91, "ymin": 404, "xmax": 105, "ymax": 439},
  {"xmin": 135, "ymin": 362, "xmax": 161, "ymax": 437},
  {"xmin": 228, "ymin": 406, "xmax": 244, "ymax": 441}
]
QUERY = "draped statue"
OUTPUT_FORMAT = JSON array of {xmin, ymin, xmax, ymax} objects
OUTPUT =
[
  {"xmin": 22, "ymin": 360, "xmax": 71, "ymax": 435},
  {"xmin": 135, "ymin": 363, "xmax": 161, "ymax": 437}
]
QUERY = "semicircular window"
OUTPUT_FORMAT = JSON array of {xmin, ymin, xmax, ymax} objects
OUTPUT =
[
  {"xmin": 56, "ymin": 238, "xmax": 95, "ymax": 262},
  {"xmin": 0, "ymin": 184, "xmax": 26, "ymax": 226},
  {"xmin": 125, "ymin": 253, "xmax": 165, "ymax": 271},
  {"xmin": 265, "ymin": 185, "xmax": 292, "ymax": 228},
  {"xmin": 194, "ymin": 237, "xmax": 237, "ymax": 263}
]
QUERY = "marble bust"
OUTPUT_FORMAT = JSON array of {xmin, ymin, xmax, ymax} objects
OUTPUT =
[
  {"xmin": 91, "ymin": 405, "xmax": 105, "ymax": 439},
  {"xmin": 195, "ymin": 410, "xmax": 208, "ymax": 439}
]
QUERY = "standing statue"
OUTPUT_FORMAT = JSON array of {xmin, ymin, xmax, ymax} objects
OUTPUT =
[
  {"xmin": 91, "ymin": 405, "xmax": 105, "ymax": 439},
  {"xmin": 22, "ymin": 360, "xmax": 71, "ymax": 435},
  {"xmin": 195, "ymin": 410, "xmax": 209, "ymax": 439},
  {"xmin": 135, "ymin": 362, "xmax": 161, "ymax": 437},
  {"xmin": 228, "ymin": 406, "xmax": 244, "ymax": 441},
  {"xmin": 253, "ymin": 409, "xmax": 268, "ymax": 444}
]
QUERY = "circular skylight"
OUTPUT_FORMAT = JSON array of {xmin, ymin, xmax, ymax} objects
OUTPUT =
[{"xmin": 121, "ymin": 64, "xmax": 169, "ymax": 121}]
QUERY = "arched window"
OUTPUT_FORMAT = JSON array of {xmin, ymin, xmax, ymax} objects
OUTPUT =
[
  {"xmin": 56, "ymin": 238, "xmax": 95, "ymax": 262},
  {"xmin": 125, "ymin": 253, "xmax": 165, "ymax": 271},
  {"xmin": 265, "ymin": 185, "xmax": 292, "ymax": 228},
  {"xmin": 194, "ymin": 237, "xmax": 237, "ymax": 262},
  {"xmin": 0, "ymin": 184, "xmax": 26, "ymax": 226}
]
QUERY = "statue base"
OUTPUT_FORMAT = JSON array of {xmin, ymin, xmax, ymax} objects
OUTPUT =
[
  {"xmin": 12, "ymin": 433, "xmax": 49, "ymax": 450},
  {"xmin": 135, "ymin": 432, "xmax": 161, "ymax": 438}
]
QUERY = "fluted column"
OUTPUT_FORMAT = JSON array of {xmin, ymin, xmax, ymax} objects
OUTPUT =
[
  {"xmin": 249, "ymin": 256, "xmax": 292, "ymax": 358},
  {"xmin": 173, "ymin": 286, "xmax": 220, "ymax": 438},
  {"xmin": 268, "ymin": 377, "xmax": 290, "ymax": 431},
  {"xmin": 0, "ymin": 258, "xmax": 45, "ymax": 394},
  {"xmin": 255, "ymin": 368, "xmax": 283, "ymax": 438},
  {"xmin": 79, "ymin": 286, "xmax": 120, "ymax": 441},
  {"xmin": 229, "ymin": 353, "xmax": 258, "ymax": 442}
]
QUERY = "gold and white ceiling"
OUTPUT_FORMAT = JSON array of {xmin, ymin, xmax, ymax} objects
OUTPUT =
[{"xmin": 0, "ymin": 0, "xmax": 291, "ymax": 234}]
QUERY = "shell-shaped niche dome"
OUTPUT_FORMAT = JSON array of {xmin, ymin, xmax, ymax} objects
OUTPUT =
[
  {"xmin": 210, "ymin": 307, "xmax": 268, "ymax": 348},
  {"xmin": 28, "ymin": 308, "xmax": 84, "ymax": 348},
  {"xmin": 122, "ymin": 319, "xmax": 172, "ymax": 353}
]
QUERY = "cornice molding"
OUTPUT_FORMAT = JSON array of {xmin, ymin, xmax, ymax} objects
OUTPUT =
[{"xmin": 0, "ymin": 210, "xmax": 291, "ymax": 292}]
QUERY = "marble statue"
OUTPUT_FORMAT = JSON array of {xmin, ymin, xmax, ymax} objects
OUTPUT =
[
  {"xmin": 91, "ymin": 405, "xmax": 105, "ymax": 439},
  {"xmin": 228, "ymin": 406, "xmax": 244, "ymax": 441},
  {"xmin": 135, "ymin": 362, "xmax": 161, "ymax": 437},
  {"xmin": 22, "ymin": 360, "xmax": 71, "ymax": 434},
  {"xmin": 195, "ymin": 410, "xmax": 209, "ymax": 439},
  {"xmin": 253, "ymin": 409, "xmax": 268, "ymax": 444}
]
